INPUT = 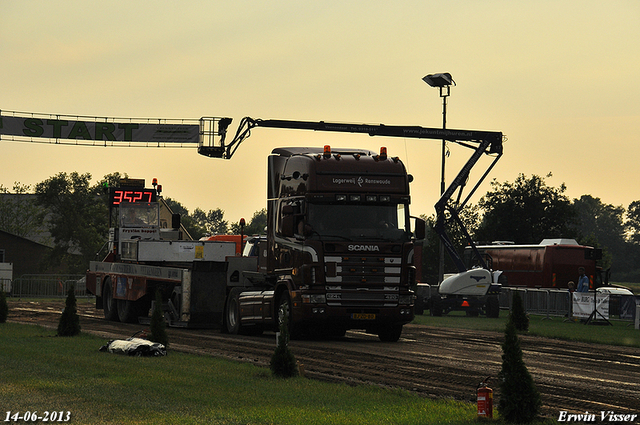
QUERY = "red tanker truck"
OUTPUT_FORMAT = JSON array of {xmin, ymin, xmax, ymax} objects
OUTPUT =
[{"xmin": 464, "ymin": 239, "xmax": 603, "ymax": 289}]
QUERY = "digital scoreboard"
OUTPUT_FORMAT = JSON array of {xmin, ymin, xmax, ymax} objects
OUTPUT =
[{"xmin": 109, "ymin": 187, "xmax": 157, "ymax": 206}]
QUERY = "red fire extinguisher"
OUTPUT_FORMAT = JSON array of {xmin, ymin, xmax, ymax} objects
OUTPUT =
[{"xmin": 477, "ymin": 377, "xmax": 493, "ymax": 418}]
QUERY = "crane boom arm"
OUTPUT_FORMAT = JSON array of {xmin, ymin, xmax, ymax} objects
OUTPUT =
[
  {"xmin": 199, "ymin": 116, "xmax": 502, "ymax": 160},
  {"xmin": 253, "ymin": 118, "xmax": 502, "ymax": 148}
]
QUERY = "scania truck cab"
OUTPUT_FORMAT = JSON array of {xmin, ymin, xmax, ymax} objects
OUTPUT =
[{"xmin": 261, "ymin": 146, "xmax": 419, "ymax": 341}]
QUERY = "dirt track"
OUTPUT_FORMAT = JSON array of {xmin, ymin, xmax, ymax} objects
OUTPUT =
[{"xmin": 7, "ymin": 299, "xmax": 640, "ymax": 420}]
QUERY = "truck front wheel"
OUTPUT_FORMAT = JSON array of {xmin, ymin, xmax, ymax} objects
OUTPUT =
[
  {"xmin": 277, "ymin": 293, "xmax": 301, "ymax": 339},
  {"xmin": 378, "ymin": 324, "xmax": 403, "ymax": 342},
  {"xmin": 102, "ymin": 278, "xmax": 119, "ymax": 322}
]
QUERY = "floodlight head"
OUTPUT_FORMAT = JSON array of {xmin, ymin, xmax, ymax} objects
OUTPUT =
[{"xmin": 422, "ymin": 73, "xmax": 455, "ymax": 88}]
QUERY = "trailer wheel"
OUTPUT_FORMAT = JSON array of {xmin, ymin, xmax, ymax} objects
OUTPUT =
[
  {"xmin": 138, "ymin": 294, "xmax": 152, "ymax": 319},
  {"xmin": 430, "ymin": 296, "xmax": 443, "ymax": 317},
  {"xmin": 117, "ymin": 299, "xmax": 140, "ymax": 324},
  {"xmin": 102, "ymin": 278, "xmax": 119, "ymax": 322},
  {"xmin": 225, "ymin": 287, "xmax": 242, "ymax": 334},
  {"xmin": 485, "ymin": 295, "xmax": 500, "ymax": 318},
  {"xmin": 378, "ymin": 324, "xmax": 403, "ymax": 342}
]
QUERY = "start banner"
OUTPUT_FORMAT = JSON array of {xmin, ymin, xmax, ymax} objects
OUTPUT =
[
  {"xmin": 0, "ymin": 114, "xmax": 199, "ymax": 144},
  {"xmin": 572, "ymin": 292, "xmax": 610, "ymax": 319}
]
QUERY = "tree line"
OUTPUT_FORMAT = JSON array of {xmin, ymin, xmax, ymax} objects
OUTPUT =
[
  {"xmin": 162, "ymin": 198, "xmax": 266, "ymax": 240},
  {"xmin": 1, "ymin": 171, "xmax": 640, "ymax": 282}
]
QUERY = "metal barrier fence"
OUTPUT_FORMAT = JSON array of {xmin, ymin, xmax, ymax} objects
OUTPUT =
[
  {"xmin": 500, "ymin": 287, "xmax": 571, "ymax": 318},
  {"xmin": 501, "ymin": 287, "xmax": 638, "ymax": 321},
  {"xmin": 417, "ymin": 284, "xmax": 638, "ymax": 322},
  {"xmin": 9, "ymin": 274, "xmax": 87, "ymax": 298}
]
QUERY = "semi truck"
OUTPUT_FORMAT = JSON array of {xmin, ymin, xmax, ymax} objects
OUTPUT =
[
  {"xmin": 85, "ymin": 115, "xmax": 504, "ymax": 340},
  {"xmin": 85, "ymin": 145, "xmax": 421, "ymax": 341},
  {"xmin": 86, "ymin": 151, "xmax": 428, "ymax": 341}
]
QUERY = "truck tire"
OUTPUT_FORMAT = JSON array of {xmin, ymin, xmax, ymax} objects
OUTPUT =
[
  {"xmin": 117, "ymin": 299, "xmax": 140, "ymax": 324},
  {"xmin": 430, "ymin": 296, "xmax": 443, "ymax": 317},
  {"xmin": 102, "ymin": 278, "xmax": 119, "ymax": 322},
  {"xmin": 224, "ymin": 288, "xmax": 264, "ymax": 336},
  {"xmin": 277, "ymin": 293, "xmax": 301, "ymax": 339},
  {"xmin": 485, "ymin": 295, "xmax": 500, "ymax": 318},
  {"xmin": 326, "ymin": 325, "xmax": 347, "ymax": 339},
  {"xmin": 378, "ymin": 324, "xmax": 403, "ymax": 342},
  {"xmin": 138, "ymin": 294, "xmax": 152, "ymax": 319},
  {"xmin": 225, "ymin": 287, "xmax": 243, "ymax": 334}
]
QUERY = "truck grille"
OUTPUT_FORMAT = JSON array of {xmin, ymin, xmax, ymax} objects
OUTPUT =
[{"xmin": 324, "ymin": 254, "xmax": 402, "ymax": 307}]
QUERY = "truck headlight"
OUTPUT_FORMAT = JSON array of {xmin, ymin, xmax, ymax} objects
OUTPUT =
[
  {"xmin": 399, "ymin": 295, "xmax": 413, "ymax": 305},
  {"xmin": 302, "ymin": 294, "xmax": 326, "ymax": 304}
]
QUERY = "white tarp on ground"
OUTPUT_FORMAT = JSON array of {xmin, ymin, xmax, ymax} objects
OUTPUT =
[
  {"xmin": 572, "ymin": 292, "xmax": 610, "ymax": 319},
  {"xmin": 100, "ymin": 338, "xmax": 166, "ymax": 357}
]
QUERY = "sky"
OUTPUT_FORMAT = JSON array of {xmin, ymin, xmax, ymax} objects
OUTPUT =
[{"xmin": 1, "ymin": 1, "xmax": 639, "ymax": 225}]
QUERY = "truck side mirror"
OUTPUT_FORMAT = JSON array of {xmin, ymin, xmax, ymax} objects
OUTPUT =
[{"xmin": 413, "ymin": 217, "xmax": 426, "ymax": 240}]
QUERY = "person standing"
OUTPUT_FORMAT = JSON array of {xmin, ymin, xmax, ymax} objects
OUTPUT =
[{"xmin": 577, "ymin": 267, "xmax": 590, "ymax": 292}]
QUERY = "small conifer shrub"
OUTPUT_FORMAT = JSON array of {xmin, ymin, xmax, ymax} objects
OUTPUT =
[
  {"xmin": 149, "ymin": 289, "xmax": 168, "ymax": 348},
  {"xmin": 57, "ymin": 284, "xmax": 81, "ymax": 336},
  {"xmin": 270, "ymin": 313, "xmax": 298, "ymax": 378},
  {"xmin": 0, "ymin": 289, "xmax": 8, "ymax": 323},
  {"xmin": 498, "ymin": 320, "xmax": 541, "ymax": 423},
  {"xmin": 510, "ymin": 290, "xmax": 530, "ymax": 331}
]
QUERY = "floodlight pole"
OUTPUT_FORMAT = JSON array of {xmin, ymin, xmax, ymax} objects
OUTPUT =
[
  {"xmin": 423, "ymin": 73, "xmax": 455, "ymax": 285},
  {"xmin": 437, "ymin": 85, "xmax": 450, "ymax": 285}
]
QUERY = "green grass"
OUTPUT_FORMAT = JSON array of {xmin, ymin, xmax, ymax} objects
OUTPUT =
[
  {"xmin": 413, "ymin": 311, "xmax": 640, "ymax": 348},
  {"xmin": 613, "ymin": 281, "xmax": 640, "ymax": 294},
  {"xmin": 5, "ymin": 298, "xmax": 628, "ymax": 424},
  {"xmin": 0, "ymin": 323, "xmax": 487, "ymax": 425}
]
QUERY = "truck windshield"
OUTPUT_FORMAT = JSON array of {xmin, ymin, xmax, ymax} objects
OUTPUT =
[
  {"xmin": 119, "ymin": 203, "xmax": 159, "ymax": 228},
  {"xmin": 306, "ymin": 203, "xmax": 409, "ymax": 242}
]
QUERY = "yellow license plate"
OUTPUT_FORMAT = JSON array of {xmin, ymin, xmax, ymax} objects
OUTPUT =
[{"xmin": 351, "ymin": 313, "xmax": 376, "ymax": 320}]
